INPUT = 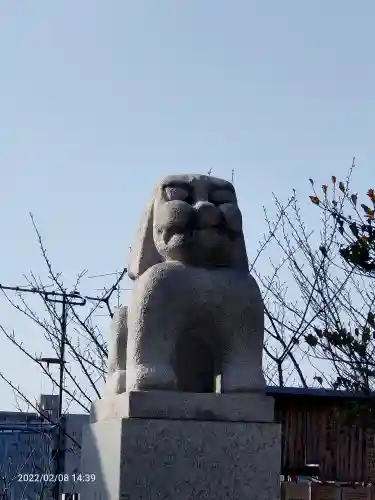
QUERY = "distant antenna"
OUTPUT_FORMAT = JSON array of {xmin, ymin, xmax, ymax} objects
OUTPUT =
[{"xmin": 231, "ymin": 169, "xmax": 235, "ymax": 183}]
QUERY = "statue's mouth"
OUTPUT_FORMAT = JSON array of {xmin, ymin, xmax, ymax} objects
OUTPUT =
[
  {"xmin": 199, "ymin": 225, "xmax": 239, "ymax": 241},
  {"xmin": 164, "ymin": 224, "xmax": 239, "ymax": 244}
]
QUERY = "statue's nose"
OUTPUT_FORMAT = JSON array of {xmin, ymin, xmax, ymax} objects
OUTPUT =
[{"xmin": 194, "ymin": 201, "xmax": 220, "ymax": 228}]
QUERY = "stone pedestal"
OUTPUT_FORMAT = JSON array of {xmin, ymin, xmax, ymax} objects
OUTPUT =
[{"xmin": 80, "ymin": 392, "xmax": 281, "ymax": 500}]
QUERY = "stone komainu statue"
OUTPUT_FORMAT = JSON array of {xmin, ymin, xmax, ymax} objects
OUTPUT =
[{"xmin": 108, "ymin": 174, "xmax": 266, "ymax": 394}]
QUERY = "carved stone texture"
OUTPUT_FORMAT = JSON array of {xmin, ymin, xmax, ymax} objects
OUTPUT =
[
  {"xmin": 105, "ymin": 306, "xmax": 127, "ymax": 394},
  {"xmin": 90, "ymin": 391, "xmax": 275, "ymax": 424},
  {"xmin": 80, "ymin": 418, "xmax": 281, "ymax": 500},
  {"xmin": 126, "ymin": 173, "xmax": 266, "ymax": 393}
]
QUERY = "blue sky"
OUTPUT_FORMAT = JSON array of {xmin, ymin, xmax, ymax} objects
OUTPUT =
[{"xmin": 0, "ymin": 1, "xmax": 374, "ymax": 410}]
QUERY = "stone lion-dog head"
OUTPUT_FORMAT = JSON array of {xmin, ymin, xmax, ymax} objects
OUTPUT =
[{"xmin": 128, "ymin": 174, "xmax": 249, "ymax": 278}]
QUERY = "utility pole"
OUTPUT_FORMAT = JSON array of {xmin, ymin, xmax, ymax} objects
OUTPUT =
[
  {"xmin": 0, "ymin": 268, "xmax": 126, "ymax": 500},
  {"xmin": 41, "ymin": 290, "xmax": 86, "ymax": 500}
]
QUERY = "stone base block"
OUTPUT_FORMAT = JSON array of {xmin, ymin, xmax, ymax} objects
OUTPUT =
[
  {"xmin": 90, "ymin": 390, "xmax": 275, "ymax": 423},
  {"xmin": 80, "ymin": 417, "xmax": 281, "ymax": 500}
]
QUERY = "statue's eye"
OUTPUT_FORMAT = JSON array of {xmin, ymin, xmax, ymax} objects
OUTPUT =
[
  {"xmin": 164, "ymin": 186, "xmax": 191, "ymax": 202},
  {"xmin": 209, "ymin": 189, "xmax": 236, "ymax": 205}
]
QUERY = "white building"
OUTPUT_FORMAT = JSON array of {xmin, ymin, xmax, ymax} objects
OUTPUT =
[{"xmin": 0, "ymin": 394, "xmax": 88, "ymax": 500}]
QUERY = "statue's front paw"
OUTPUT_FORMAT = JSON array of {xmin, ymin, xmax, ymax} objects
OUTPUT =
[
  {"xmin": 105, "ymin": 370, "xmax": 127, "ymax": 395},
  {"xmin": 221, "ymin": 365, "xmax": 266, "ymax": 393},
  {"xmin": 126, "ymin": 363, "xmax": 177, "ymax": 391}
]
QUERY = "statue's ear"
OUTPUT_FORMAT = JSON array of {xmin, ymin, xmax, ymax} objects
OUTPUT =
[
  {"xmin": 231, "ymin": 233, "xmax": 249, "ymax": 271},
  {"xmin": 128, "ymin": 197, "xmax": 163, "ymax": 280},
  {"xmin": 220, "ymin": 197, "xmax": 249, "ymax": 272}
]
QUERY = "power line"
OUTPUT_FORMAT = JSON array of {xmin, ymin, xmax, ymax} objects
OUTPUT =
[
  {"xmin": 93, "ymin": 288, "xmax": 131, "ymax": 291},
  {"xmin": 86, "ymin": 271, "xmax": 123, "ymax": 279},
  {"xmin": 0, "ymin": 424, "xmax": 57, "ymax": 434}
]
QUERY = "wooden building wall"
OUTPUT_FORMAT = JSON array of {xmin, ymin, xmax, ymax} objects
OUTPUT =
[{"xmin": 272, "ymin": 391, "xmax": 375, "ymax": 482}]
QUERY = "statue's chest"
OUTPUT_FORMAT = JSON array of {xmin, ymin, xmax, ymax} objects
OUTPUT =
[{"xmin": 186, "ymin": 269, "xmax": 245, "ymax": 310}]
